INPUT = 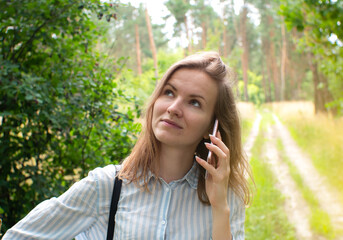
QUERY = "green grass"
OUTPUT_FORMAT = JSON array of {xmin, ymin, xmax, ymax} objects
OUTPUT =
[
  {"xmin": 276, "ymin": 139, "xmax": 336, "ymax": 239},
  {"xmin": 245, "ymin": 115, "xmax": 296, "ymax": 240},
  {"xmin": 283, "ymin": 116, "xmax": 343, "ymax": 204},
  {"xmin": 241, "ymin": 118, "xmax": 254, "ymax": 143}
]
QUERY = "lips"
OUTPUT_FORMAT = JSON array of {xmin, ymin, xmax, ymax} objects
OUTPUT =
[{"xmin": 161, "ymin": 119, "xmax": 183, "ymax": 129}]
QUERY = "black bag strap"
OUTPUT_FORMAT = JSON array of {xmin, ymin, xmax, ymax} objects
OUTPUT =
[{"xmin": 106, "ymin": 176, "xmax": 122, "ymax": 240}]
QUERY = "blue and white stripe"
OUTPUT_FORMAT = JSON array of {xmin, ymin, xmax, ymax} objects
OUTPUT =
[{"xmin": 3, "ymin": 163, "xmax": 245, "ymax": 240}]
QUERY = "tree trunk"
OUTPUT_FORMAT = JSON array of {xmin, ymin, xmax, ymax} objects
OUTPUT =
[
  {"xmin": 261, "ymin": 58, "xmax": 271, "ymax": 102},
  {"xmin": 280, "ymin": 19, "xmax": 287, "ymax": 101},
  {"xmin": 222, "ymin": 5, "xmax": 227, "ymax": 58},
  {"xmin": 201, "ymin": 22, "xmax": 207, "ymax": 49},
  {"xmin": 240, "ymin": 6, "xmax": 249, "ymax": 101},
  {"xmin": 184, "ymin": 15, "xmax": 192, "ymax": 54},
  {"xmin": 290, "ymin": 28, "xmax": 303, "ymax": 100},
  {"xmin": 307, "ymin": 53, "xmax": 334, "ymax": 114},
  {"xmin": 268, "ymin": 15, "xmax": 280, "ymax": 101},
  {"xmin": 223, "ymin": 23, "xmax": 227, "ymax": 57},
  {"xmin": 145, "ymin": 8, "xmax": 158, "ymax": 82},
  {"xmin": 135, "ymin": 24, "xmax": 142, "ymax": 75},
  {"xmin": 262, "ymin": 36, "xmax": 273, "ymax": 101}
]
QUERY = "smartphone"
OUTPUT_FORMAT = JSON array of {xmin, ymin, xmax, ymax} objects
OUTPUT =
[{"xmin": 207, "ymin": 118, "xmax": 219, "ymax": 163}]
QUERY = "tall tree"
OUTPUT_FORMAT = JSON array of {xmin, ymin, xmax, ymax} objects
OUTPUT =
[
  {"xmin": 191, "ymin": 0, "xmax": 217, "ymax": 50},
  {"xmin": 219, "ymin": 0, "xmax": 237, "ymax": 58},
  {"xmin": 253, "ymin": 0, "xmax": 282, "ymax": 101},
  {"xmin": 240, "ymin": 5, "xmax": 249, "ymax": 101},
  {"xmin": 145, "ymin": 8, "xmax": 158, "ymax": 81},
  {"xmin": 105, "ymin": 3, "xmax": 167, "ymax": 74},
  {"xmin": 280, "ymin": 0, "xmax": 343, "ymax": 114},
  {"xmin": 280, "ymin": 18, "xmax": 287, "ymax": 101},
  {"xmin": 165, "ymin": 0, "xmax": 192, "ymax": 54},
  {"xmin": 135, "ymin": 24, "xmax": 142, "ymax": 75},
  {"xmin": 307, "ymin": 52, "xmax": 334, "ymax": 114},
  {"xmin": 267, "ymin": 15, "xmax": 281, "ymax": 101}
]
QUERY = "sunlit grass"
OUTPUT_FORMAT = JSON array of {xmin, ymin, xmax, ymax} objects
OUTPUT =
[
  {"xmin": 264, "ymin": 101, "xmax": 315, "ymax": 118},
  {"xmin": 237, "ymin": 101, "xmax": 256, "ymax": 120},
  {"xmin": 241, "ymin": 119, "xmax": 253, "ymax": 144},
  {"xmin": 245, "ymin": 113, "xmax": 296, "ymax": 240},
  {"xmin": 276, "ymin": 139, "xmax": 335, "ymax": 239},
  {"xmin": 268, "ymin": 101, "xmax": 343, "ymax": 204},
  {"xmin": 237, "ymin": 101, "xmax": 256, "ymax": 142}
]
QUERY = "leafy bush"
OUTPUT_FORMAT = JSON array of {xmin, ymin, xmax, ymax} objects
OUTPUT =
[{"xmin": 0, "ymin": 0, "xmax": 139, "ymax": 231}]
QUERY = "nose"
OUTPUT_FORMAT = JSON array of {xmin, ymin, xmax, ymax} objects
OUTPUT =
[{"xmin": 167, "ymin": 98, "xmax": 183, "ymax": 118}]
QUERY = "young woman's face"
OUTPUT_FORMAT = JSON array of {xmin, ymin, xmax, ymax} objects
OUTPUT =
[{"xmin": 152, "ymin": 68, "xmax": 218, "ymax": 149}]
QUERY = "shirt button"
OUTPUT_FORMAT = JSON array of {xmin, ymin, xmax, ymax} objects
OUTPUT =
[
  {"xmin": 166, "ymin": 188, "xmax": 170, "ymax": 192},
  {"xmin": 162, "ymin": 220, "xmax": 166, "ymax": 225}
]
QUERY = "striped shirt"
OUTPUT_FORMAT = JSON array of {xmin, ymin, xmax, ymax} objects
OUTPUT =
[{"xmin": 3, "ymin": 162, "xmax": 245, "ymax": 240}]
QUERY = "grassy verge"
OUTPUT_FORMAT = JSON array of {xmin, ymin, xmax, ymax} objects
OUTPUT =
[
  {"xmin": 237, "ymin": 102, "xmax": 256, "ymax": 143},
  {"xmin": 245, "ymin": 113, "xmax": 296, "ymax": 240},
  {"xmin": 276, "ymin": 139, "xmax": 336, "ymax": 239},
  {"xmin": 264, "ymin": 101, "xmax": 343, "ymax": 204},
  {"xmin": 241, "ymin": 118, "xmax": 253, "ymax": 143},
  {"xmin": 283, "ymin": 116, "xmax": 343, "ymax": 204}
]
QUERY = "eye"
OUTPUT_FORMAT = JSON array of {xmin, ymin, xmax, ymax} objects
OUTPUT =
[
  {"xmin": 164, "ymin": 89, "xmax": 174, "ymax": 97},
  {"xmin": 190, "ymin": 99, "xmax": 201, "ymax": 108}
]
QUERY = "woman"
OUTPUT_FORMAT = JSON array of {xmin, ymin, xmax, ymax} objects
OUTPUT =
[{"xmin": 3, "ymin": 52, "xmax": 252, "ymax": 240}]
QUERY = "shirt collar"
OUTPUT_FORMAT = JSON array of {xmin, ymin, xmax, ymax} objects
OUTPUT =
[
  {"xmin": 139, "ymin": 161, "xmax": 199, "ymax": 189},
  {"xmin": 182, "ymin": 161, "xmax": 199, "ymax": 189}
]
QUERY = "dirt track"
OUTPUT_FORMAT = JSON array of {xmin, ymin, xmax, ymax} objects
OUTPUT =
[{"xmin": 244, "ymin": 113, "xmax": 343, "ymax": 240}]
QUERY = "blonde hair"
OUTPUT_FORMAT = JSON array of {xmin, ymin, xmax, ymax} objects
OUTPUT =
[{"xmin": 119, "ymin": 52, "xmax": 253, "ymax": 205}]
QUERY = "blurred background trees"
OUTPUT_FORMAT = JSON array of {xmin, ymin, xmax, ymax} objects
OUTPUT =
[{"xmin": 0, "ymin": 0, "xmax": 342, "ymax": 234}]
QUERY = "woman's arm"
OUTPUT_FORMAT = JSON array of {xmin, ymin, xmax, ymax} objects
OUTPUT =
[
  {"xmin": 196, "ymin": 131, "xmax": 241, "ymax": 240},
  {"xmin": 212, "ymin": 205, "xmax": 232, "ymax": 240},
  {"xmin": 2, "ymin": 170, "xmax": 101, "ymax": 240}
]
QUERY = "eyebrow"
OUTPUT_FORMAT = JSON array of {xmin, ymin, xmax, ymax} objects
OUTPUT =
[{"xmin": 166, "ymin": 83, "xmax": 207, "ymax": 102}]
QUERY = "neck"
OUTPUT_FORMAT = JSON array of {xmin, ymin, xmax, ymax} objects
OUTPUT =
[{"xmin": 157, "ymin": 145, "xmax": 196, "ymax": 183}]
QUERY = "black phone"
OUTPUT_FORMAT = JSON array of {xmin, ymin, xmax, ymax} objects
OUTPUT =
[{"xmin": 207, "ymin": 118, "xmax": 219, "ymax": 163}]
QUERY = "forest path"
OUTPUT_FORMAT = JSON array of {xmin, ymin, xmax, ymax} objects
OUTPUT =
[
  {"xmin": 272, "ymin": 114, "xmax": 343, "ymax": 238},
  {"xmin": 264, "ymin": 121, "xmax": 314, "ymax": 239},
  {"xmin": 243, "ymin": 113, "xmax": 262, "ymax": 158},
  {"xmin": 244, "ymin": 112, "xmax": 343, "ymax": 239}
]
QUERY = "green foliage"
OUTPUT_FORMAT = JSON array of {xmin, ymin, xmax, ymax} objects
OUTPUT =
[
  {"xmin": 0, "ymin": 0, "xmax": 139, "ymax": 232},
  {"xmin": 119, "ymin": 50, "xmax": 184, "ymax": 106},
  {"xmin": 279, "ymin": 0, "xmax": 343, "ymax": 114},
  {"xmin": 238, "ymin": 71, "xmax": 265, "ymax": 105},
  {"xmin": 165, "ymin": 0, "xmax": 190, "ymax": 37}
]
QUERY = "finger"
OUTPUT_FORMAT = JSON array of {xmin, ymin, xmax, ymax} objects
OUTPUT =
[
  {"xmin": 205, "ymin": 142, "xmax": 226, "ymax": 160},
  {"xmin": 209, "ymin": 134, "xmax": 229, "ymax": 155},
  {"xmin": 216, "ymin": 130, "xmax": 221, "ymax": 139},
  {"xmin": 195, "ymin": 156, "xmax": 217, "ymax": 176},
  {"xmin": 205, "ymin": 143, "xmax": 229, "ymax": 171}
]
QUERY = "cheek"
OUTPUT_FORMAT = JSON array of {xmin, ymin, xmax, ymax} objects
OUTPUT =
[
  {"xmin": 152, "ymin": 99, "xmax": 165, "ymax": 117},
  {"xmin": 189, "ymin": 116, "xmax": 211, "ymax": 137},
  {"xmin": 152, "ymin": 99, "xmax": 169, "ymax": 125}
]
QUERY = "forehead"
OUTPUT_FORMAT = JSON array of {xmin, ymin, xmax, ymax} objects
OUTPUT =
[{"xmin": 166, "ymin": 68, "xmax": 218, "ymax": 97}]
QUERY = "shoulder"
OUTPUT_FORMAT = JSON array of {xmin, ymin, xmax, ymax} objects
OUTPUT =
[
  {"xmin": 87, "ymin": 164, "xmax": 119, "ymax": 182},
  {"xmin": 86, "ymin": 164, "xmax": 121, "ymax": 214}
]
